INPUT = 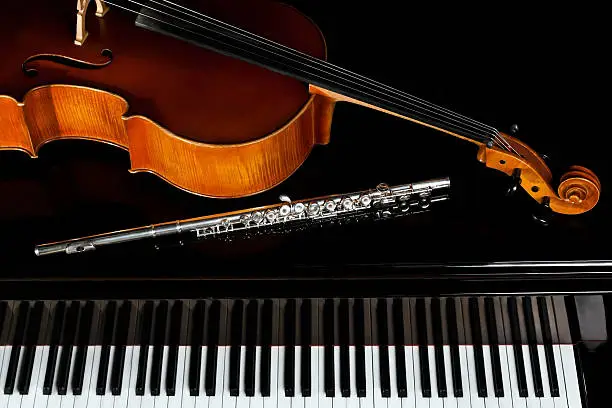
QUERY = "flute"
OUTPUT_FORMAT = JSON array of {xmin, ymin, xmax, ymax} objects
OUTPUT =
[{"xmin": 35, "ymin": 177, "xmax": 450, "ymax": 256}]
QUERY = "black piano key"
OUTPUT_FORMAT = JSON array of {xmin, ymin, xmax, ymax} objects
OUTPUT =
[
  {"xmin": 4, "ymin": 301, "xmax": 30, "ymax": 395},
  {"xmin": 229, "ymin": 300, "xmax": 244, "ymax": 397},
  {"xmin": 339, "ymin": 299, "xmax": 350, "ymax": 398},
  {"xmin": 165, "ymin": 300, "xmax": 183, "ymax": 396},
  {"xmin": 431, "ymin": 298, "xmax": 447, "ymax": 398},
  {"xmin": 300, "ymin": 299, "xmax": 312, "ymax": 397},
  {"xmin": 468, "ymin": 298, "xmax": 487, "ymax": 397},
  {"xmin": 323, "ymin": 298, "xmax": 335, "ymax": 397},
  {"xmin": 189, "ymin": 300, "xmax": 205, "ymax": 396},
  {"xmin": 71, "ymin": 301, "xmax": 94, "ymax": 395},
  {"xmin": 244, "ymin": 300, "xmax": 258, "ymax": 397},
  {"xmin": 111, "ymin": 301, "xmax": 132, "ymax": 395},
  {"xmin": 446, "ymin": 298, "xmax": 463, "ymax": 398},
  {"xmin": 150, "ymin": 300, "xmax": 168, "ymax": 396},
  {"xmin": 56, "ymin": 301, "xmax": 80, "ymax": 395},
  {"xmin": 97, "ymin": 301, "xmax": 117, "ymax": 396},
  {"xmin": 537, "ymin": 296, "xmax": 560, "ymax": 397},
  {"xmin": 507, "ymin": 297, "xmax": 528, "ymax": 397},
  {"xmin": 484, "ymin": 297, "xmax": 504, "ymax": 397},
  {"xmin": 205, "ymin": 300, "xmax": 221, "ymax": 396},
  {"xmin": 136, "ymin": 301, "xmax": 154, "ymax": 396},
  {"xmin": 17, "ymin": 301, "xmax": 44, "ymax": 395},
  {"xmin": 259, "ymin": 299, "xmax": 273, "ymax": 397},
  {"xmin": 43, "ymin": 301, "xmax": 66, "ymax": 395},
  {"xmin": 392, "ymin": 298, "xmax": 407, "ymax": 398},
  {"xmin": 376, "ymin": 299, "xmax": 391, "ymax": 398},
  {"xmin": 523, "ymin": 297, "xmax": 544, "ymax": 397},
  {"xmin": 354, "ymin": 299, "xmax": 367, "ymax": 398},
  {"xmin": 415, "ymin": 298, "xmax": 431, "ymax": 398},
  {"xmin": 284, "ymin": 299, "xmax": 296, "ymax": 397}
]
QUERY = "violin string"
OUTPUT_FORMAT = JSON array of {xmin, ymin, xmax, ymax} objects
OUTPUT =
[
  {"xmin": 108, "ymin": 0, "xmax": 504, "ymax": 148},
  {"xmin": 154, "ymin": 0, "xmax": 508, "ymax": 146},
  {"xmin": 154, "ymin": 0, "xmax": 520, "ymax": 155},
  {"xmin": 149, "ymin": 0, "xmax": 509, "ymax": 150},
  {"xmin": 158, "ymin": 0, "xmax": 521, "ymax": 156},
  {"xmin": 102, "ymin": 0, "xmax": 505, "ymax": 148}
]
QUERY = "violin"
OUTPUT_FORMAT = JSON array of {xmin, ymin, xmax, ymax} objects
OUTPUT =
[{"xmin": 0, "ymin": 0, "xmax": 600, "ymax": 215}]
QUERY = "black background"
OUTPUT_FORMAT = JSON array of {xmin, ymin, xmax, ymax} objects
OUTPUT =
[{"xmin": 0, "ymin": 1, "xmax": 610, "ymax": 282}]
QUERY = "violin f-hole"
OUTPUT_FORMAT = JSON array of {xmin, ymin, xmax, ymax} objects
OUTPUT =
[{"xmin": 22, "ymin": 49, "xmax": 113, "ymax": 77}]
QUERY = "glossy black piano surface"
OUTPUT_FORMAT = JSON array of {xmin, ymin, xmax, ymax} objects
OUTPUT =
[
  {"xmin": 0, "ymin": 295, "xmax": 609, "ymax": 408},
  {"xmin": 0, "ymin": 1, "xmax": 610, "ymax": 408}
]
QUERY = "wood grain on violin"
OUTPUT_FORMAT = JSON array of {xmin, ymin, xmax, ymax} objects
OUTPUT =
[
  {"xmin": 0, "ymin": 0, "xmax": 329, "ymax": 198},
  {"xmin": 0, "ymin": 0, "xmax": 600, "ymax": 213}
]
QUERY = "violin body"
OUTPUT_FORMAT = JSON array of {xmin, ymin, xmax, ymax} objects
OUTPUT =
[{"xmin": 0, "ymin": 0, "xmax": 331, "ymax": 197}]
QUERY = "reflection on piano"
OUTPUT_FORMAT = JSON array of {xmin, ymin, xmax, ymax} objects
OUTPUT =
[{"xmin": 1, "ymin": 294, "xmax": 603, "ymax": 408}]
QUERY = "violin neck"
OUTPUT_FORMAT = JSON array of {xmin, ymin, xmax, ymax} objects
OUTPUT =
[{"xmin": 133, "ymin": 1, "xmax": 495, "ymax": 146}]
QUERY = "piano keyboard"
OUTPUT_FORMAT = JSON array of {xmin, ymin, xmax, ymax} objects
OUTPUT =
[{"xmin": 0, "ymin": 296, "xmax": 582, "ymax": 408}]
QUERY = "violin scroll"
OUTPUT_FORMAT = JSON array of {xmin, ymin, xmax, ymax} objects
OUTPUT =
[{"xmin": 477, "ymin": 133, "xmax": 600, "ymax": 215}]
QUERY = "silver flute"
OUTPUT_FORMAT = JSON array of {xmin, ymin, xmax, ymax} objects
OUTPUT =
[{"xmin": 35, "ymin": 177, "xmax": 450, "ymax": 256}]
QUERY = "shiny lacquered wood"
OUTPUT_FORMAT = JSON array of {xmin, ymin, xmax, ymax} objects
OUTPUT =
[
  {"xmin": 312, "ymin": 84, "xmax": 601, "ymax": 215},
  {"xmin": 0, "ymin": 0, "xmax": 329, "ymax": 198}
]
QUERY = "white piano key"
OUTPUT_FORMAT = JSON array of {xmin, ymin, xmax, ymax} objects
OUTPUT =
[
  {"xmin": 465, "ymin": 346, "xmax": 485, "ymax": 408},
  {"xmin": 0, "ymin": 344, "xmax": 12, "ymax": 408},
  {"xmin": 47, "ymin": 345, "xmax": 64, "ymax": 408},
  {"xmin": 277, "ymin": 347, "xmax": 291, "ymax": 408},
  {"xmin": 191, "ymin": 346, "xmax": 206, "ymax": 408},
  {"xmin": 536, "ymin": 345, "xmax": 553, "ymax": 408},
  {"xmin": 428, "ymin": 345, "xmax": 443, "ymax": 408},
  {"xmin": 361, "ymin": 346, "xmax": 373, "ymax": 408},
  {"xmin": 504, "ymin": 346, "xmax": 526, "ymax": 408},
  {"xmin": 157, "ymin": 345, "xmax": 169, "ymax": 408},
  {"xmin": 481, "ymin": 345, "xmax": 499, "ymax": 408},
  {"xmin": 550, "ymin": 344, "xmax": 567, "ymax": 408},
  {"xmin": 293, "ymin": 346, "xmax": 304, "ymax": 408},
  {"xmin": 305, "ymin": 346, "xmax": 318, "ymax": 408},
  {"xmin": 496, "ymin": 346, "xmax": 513, "ymax": 408},
  {"xmin": 411, "ymin": 346, "xmax": 426, "ymax": 408},
  {"xmin": 443, "ymin": 346, "xmax": 458, "ymax": 408},
  {"xmin": 251, "ymin": 346, "xmax": 263, "ymax": 408},
  {"xmin": 86, "ymin": 345, "xmax": 102, "ymax": 408},
  {"xmin": 168, "ymin": 346, "xmax": 186, "ymax": 408},
  {"xmin": 347, "ymin": 346, "xmax": 359, "ymax": 408},
  {"xmin": 456, "ymin": 345, "xmax": 471, "ymax": 408},
  {"xmin": 126, "ymin": 346, "xmax": 142, "ymax": 408},
  {"xmin": 371, "ymin": 347, "xmax": 387, "ymax": 408},
  {"xmin": 333, "ymin": 345, "xmax": 346, "ymax": 408},
  {"xmin": 401, "ymin": 346, "xmax": 415, "ymax": 408},
  {"xmin": 318, "ymin": 346, "xmax": 331, "ymax": 408},
  {"xmin": 222, "ymin": 346, "xmax": 236, "ymax": 408},
  {"xmin": 59, "ymin": 346, "xmax": 78, "ymax": 408},
  {"xmin": 100, "ymin": 346, "xmax": 115, "ymax": 408},
  {"xmin": 236, "ymin": 346, "xmax": 248, "ymax": 408},
  {"xmin": 209, "ymin": 345, "xmax": 227, "ymax": 408},
  {"xmin": 7, "ymin": 346, "xmax": 26, "ymax": 408},
  {"xmin": 33, "ymin": 347, "xmax": 50, "ymax": 408},
  {"xmin": 522, "ymin": 345, "xmax": 540, "ymax": 408},
  {"xmin": 140, "ymin": 346, "xmax": 155, "ymax": 408},
  {"xmin": 386, "ymin": 347, "xmax": 400, "ymax": 408},
  {"xmin": 21, "ymin": 345, "xmax": 44, "ymax": 408},
  {"xmin": 559, "ymin": 346, "xmax": 581, "ymax": 408},
  {"xmin": 113, "ymin": 346, "xmax": 134, "ymax": 408}
]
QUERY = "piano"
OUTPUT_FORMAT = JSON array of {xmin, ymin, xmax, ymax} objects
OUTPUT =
[
  {"xmin": 0, "ymin": 2, "xmax": 608, "ymax": 408},
  {"xmin": 2, "ymin": 262, "xmax": 612, "ymax": 408}
]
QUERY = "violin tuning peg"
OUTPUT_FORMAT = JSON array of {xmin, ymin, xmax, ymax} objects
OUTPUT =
[
  {"xmin": 505, "ymin": 168, "xmax": 522, "ymax": 197},
  {"xmin": 532, "ymin": 196, "xmax": 553, "ymax": 226},
  {"xmin": 540, "ymin": 153, "xmax": 552, "ymax": 164}
]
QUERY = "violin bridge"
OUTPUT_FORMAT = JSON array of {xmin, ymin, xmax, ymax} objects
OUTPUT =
[{"xmin": 74, "ymin": 0, "xmax": 109, "ymax": 46}]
